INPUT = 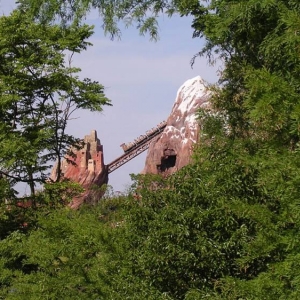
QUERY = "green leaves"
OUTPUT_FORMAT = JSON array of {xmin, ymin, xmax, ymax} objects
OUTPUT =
[
  {"xmin": 120, "ymin": 136, "xmax": 300, "ymax": 298},
  {"xmin": 0, "ymin": 10, "xmax": 110, "ymax": 196},
  {"xmin": 18, "ymin": 0, "xmax": 181, "ymax": 40},
  {"xmin": 0, "ymin": 208, "xmax": 114, "ymax": 299},
  {"xmin": 5, "ymin": 1, "xmax": 300, "ymax": 299}
]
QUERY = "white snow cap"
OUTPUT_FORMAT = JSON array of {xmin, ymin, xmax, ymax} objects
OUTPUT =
[{"xmin": 175, "ymin": 76, "xmax": 207, "ymax": 114}]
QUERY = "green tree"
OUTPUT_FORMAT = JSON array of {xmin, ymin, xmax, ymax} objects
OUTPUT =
[
  {"xmin": 18, "ymin": 0, "xmax": 191, "ymax": 39},
  {"xmin": 122, "ymin": 143, "xmax": 300, "ymax": 299},
  {"xmin": 118, "ymin": 1, "xmax": 300, "ymax": 298},
  {"xmin": 0, "ymin": 206, "xmax": 112, "ymax": 299},
  {"xmin": 186, "ymin": 0, "xmax": 300, "ymax": 146},
  {"xmin": 12, "ymin": 0, "xmax": 300, "ymax": 298},
  {"xmin": 0, "ymin": 10, "xmax": 110, "ymax": 197},
  {"xmin": 0, "ymin": 194, "xmax": 167, "ymax": 299}
]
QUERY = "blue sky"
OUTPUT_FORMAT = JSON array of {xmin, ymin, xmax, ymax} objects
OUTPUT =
[{"xmin": 1, "ymin": 1, "xmax": 220, "ymax": 193}]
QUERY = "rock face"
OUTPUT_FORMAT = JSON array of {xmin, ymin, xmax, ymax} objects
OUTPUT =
[
  {"xmin": 143, "ymin": 76, "xmax": 210, "ymax": 175},
  {"xmin": 51, "ymin": 130, "xmax": 108, "ymax": 209}
]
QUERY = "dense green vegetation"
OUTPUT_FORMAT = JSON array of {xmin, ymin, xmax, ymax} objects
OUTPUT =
[
  {"xmin": 0, "ymin": 0, "xmax": 300, "ymax": 299},
  {"xmin": 0, "ymin": 10, "xmax": 110, "ymax": 197}
]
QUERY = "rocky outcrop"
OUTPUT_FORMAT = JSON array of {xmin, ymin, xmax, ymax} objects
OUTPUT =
[
  {"xmin": 51, "ymin": 130, "xmax": 108, "ymax": 209},
  {"xmin": 143, "ymin": 76, "xmax": 210, "ymax": 175}
]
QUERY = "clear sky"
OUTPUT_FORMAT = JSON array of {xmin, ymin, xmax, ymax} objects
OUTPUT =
[{"xmin": 1, "ymin": 1, "xmax": 220, "ymax": 193}]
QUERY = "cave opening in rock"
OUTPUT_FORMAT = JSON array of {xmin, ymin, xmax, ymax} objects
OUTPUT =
[{"xmin": 158, "ymin": 155, "xmax": 177, "ymax": 173}]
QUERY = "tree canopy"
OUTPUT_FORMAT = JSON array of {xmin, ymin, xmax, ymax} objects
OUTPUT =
[
  {"xmin": 0, "ymin": 0, "xmax": 300, "ymax": 299},
  {"xmin": 0, "ymin": 10, "xmax": 110, "ymax": 197},
  {"xmin": 119, "ymin": 0, "xmax": 300, "ymax": 297},
  {"xmin": 17, "ymin": 0, "xmax": 198, "ymax": 39}
]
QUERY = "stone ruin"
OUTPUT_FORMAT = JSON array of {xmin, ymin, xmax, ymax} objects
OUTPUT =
[{"xmin": 50, "ymin": 130, "xmax": 108, "ymax": 209}]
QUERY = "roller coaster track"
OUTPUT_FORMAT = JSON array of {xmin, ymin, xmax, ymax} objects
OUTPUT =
[{"xmin": 107, "ymin": 121, "xmax": 167, "ymax": 174}]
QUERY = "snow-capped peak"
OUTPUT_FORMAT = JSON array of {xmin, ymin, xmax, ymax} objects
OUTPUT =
[{"xmin": 174, "ymin": 76, "xmax": 208, "ymax": 115}]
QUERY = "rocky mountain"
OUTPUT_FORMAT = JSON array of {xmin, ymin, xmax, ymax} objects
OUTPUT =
[
  {"xmin": 50, "ymin": 130, "xmax": 108, "ymax": 209},
  {"xmin": 50, "ymin": 76, "xmax": 210, "ymax": 208},
  {"xmin": 143, "ymin": 76, "xmax": 210, "ymax": 175}
]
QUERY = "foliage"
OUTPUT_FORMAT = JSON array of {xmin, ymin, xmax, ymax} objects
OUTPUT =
[
  {"xmin": 17, "ymin": 0, "xmax": 200, "ymax": 39},
  {"xmin": 113, "ymin": 0, "xmax": 300, "ymax": 298},
  {"xmin": 0, "ymin": 10, "xmax": 111, "ymax": 196},
  {"xmin": 0, "ymin": 207, "xmax": 112, "ymax": 299},
  {"xmin": 121, "ymin": 139, "xmax": 300, "ymax": 298},
  {"xmin": 187, "ymin": 0, "xmax": 300, "ymax": 146},
  {"xmin": 0, "ymin": 192, "xmax": 169, "ymax": 299},
  {"xmin": 1, "ymin": 0, "xmax": 300, "ymax": 299}
]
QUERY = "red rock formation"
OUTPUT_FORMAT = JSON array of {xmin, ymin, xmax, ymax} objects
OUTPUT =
[
  {"xmin": 51, "ymin": 130, "xmax": 108, "ymax": 209},
  {"xmin": 143, "ymin": 76, "xmax": 210, "ymax": 175}
]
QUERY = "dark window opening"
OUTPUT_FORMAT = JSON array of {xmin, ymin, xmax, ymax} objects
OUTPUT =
[{"xmin": 158, "ymin": 155, "xmax": 176, "ymax": 173}]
